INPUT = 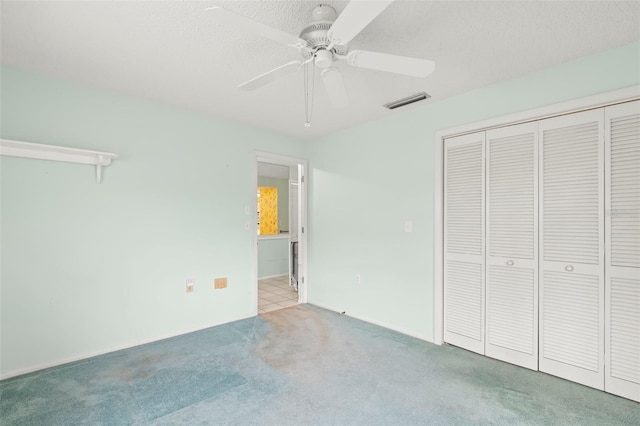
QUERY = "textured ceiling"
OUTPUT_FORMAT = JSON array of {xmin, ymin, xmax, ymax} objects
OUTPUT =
[{"xmin": 1, "ymin": 0, "xmax": 639, "ymax": 140}]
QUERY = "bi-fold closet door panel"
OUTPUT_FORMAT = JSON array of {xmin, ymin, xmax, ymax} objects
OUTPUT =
[
  {"xmin": 444, "ymin": 131, "xmax": 485, "ymax": 355},
  {"xmin": 444, "ymin": 125, "xmax": 538, "ymax": 365},
  {"xmin": 443, "ymin": 100, "xmax": 639, "ymax": 401},
  {"xmin": 539, "ymin": 109, "xmax": 605, "ymax": 390},
  {"xmin": 485, "ymin": 123, "xmax": 538, "ymax": 370},
  {"xmin": 605, "ymin": 100, "xmax": 640, "ymax": 402}
]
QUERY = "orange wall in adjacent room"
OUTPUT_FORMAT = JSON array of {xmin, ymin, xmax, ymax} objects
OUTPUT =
[{"xmin": 258, "ymin": 186, "xmax": 278, "ymax": 235}]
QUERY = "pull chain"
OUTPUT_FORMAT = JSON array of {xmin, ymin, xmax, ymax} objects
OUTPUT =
[{"xmin": 304, "ymin": 58, "xmax": 315, "ymax": 127}]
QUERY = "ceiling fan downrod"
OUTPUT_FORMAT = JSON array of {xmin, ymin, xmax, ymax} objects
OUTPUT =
[
  {"xmin": 304, "ymin": 59, "xmax": 315, "ymax": 127},
  {"xmin": 302, "ymin": 4, "xmax": 338, "ymax": 127}
]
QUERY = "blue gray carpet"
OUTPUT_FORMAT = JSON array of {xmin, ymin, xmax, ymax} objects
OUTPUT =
[{"xmin": 1, "ymin": 304, "xmax": 638, "ymax": 425}]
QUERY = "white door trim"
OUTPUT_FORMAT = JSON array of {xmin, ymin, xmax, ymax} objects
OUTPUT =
[
  {"xmin": 434, "ymin": 85, "xmax": 640, "ymax": 345},
  {"xmin": 254, "ymin": 151, "xmax": 309, "ymax": 314}
]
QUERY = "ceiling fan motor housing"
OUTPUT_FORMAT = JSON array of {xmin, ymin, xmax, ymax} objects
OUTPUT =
[{"xmin": 299, "ymin": 5, "xmax": 347, "ymax": 61}]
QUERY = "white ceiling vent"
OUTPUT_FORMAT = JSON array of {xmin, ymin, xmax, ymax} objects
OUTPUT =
[{"xmin": 384, "ymin": 92, "xmax": 431, "ymax": 110}]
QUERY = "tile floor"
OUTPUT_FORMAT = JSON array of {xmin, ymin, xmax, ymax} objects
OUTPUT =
[{"xmin": 258, "ymin": 275, "xmax": 298, "ymax": 314}]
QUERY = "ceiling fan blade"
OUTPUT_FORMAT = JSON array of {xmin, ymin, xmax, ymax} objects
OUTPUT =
[
  {"xmin": 207, "ymin": 7, "xmax": 306, "ymax": 48},
  {"xmin": 327, "ymin": 0, "xmax": 395, "ymax": 45},
  {"xmin": 346, "ymin": 50, "xmax": 435, "ymax": 78},
  {"xmin": 320, "ymin": 68, "xmax": 348, "ymax": 108},
  {"xmin": 238, "ymin": 61, "xmax": 302, "ymax": 90}
]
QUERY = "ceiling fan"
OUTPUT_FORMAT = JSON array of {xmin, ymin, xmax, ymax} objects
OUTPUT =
[{"xmin": 208, "ymin": 1, "xmax": 435, "ymax": 124}]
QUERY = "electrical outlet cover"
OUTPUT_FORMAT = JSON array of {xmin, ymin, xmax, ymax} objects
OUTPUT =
[{"xmin": 214, "ymin": 277, "xmax": 228, "ymax": 289}]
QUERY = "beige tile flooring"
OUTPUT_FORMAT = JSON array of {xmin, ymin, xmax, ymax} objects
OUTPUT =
[{"xmin": 258, "ymin": 275, "xmax": 298, "ymax": 314}]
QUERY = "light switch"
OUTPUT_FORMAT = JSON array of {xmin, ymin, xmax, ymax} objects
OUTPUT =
[
  {"xmin": 186, "ymin": 278, "xmax": 194, "ymax": 293},
  {"xmin": 405, "ymin": 220, "xmax": 413, "ymax": 233}
]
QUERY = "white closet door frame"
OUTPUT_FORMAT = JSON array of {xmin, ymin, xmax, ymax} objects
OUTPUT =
[
  {"xmin": 539, "ymin": 109, "xmax": 605, "ymax": 390},
  {"xmin": 604, "ymin": 100, "xmax": 640, "ymax": 402},
  {"xmin": 485, "ymin": 122, "xmax": 539, "ymax": 370},
  {"xmin": 444, "ymin": 131, "xmax": 486, "ymax": 355}
]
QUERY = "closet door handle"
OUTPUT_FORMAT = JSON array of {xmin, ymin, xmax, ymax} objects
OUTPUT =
[
  {"xmin": 565, "ymin": 264, "xmax": 574, "ymax": 272},
  {"xmin": 506, "ymin": 260, "xmax": 514, "ymax": 266}
]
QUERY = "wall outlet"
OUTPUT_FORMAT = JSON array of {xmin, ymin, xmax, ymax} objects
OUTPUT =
[
  {"xmin": 186, "ymin": 278, "xmax": 194, "ymax": 293},
  {"xmin": 214, "ymin": 277, "xmax": 228, "ymax": 289},
  {"xmin": 355, "ymin": 274, "xmax": 361, "ymax": 285}
]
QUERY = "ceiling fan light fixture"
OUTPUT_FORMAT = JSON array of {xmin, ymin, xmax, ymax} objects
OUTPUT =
[
  {"xmin": 315, "ymin": 49, "xmax": 334, "ymax": 68},
  {"xmin": 383, "ymin": 92, "xmax": 431, "ymax": 110}
]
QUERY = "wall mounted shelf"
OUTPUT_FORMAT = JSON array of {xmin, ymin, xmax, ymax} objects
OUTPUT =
[{"xmin": 0, "ymin": 139, "xmax": 118, "ymax": 183}]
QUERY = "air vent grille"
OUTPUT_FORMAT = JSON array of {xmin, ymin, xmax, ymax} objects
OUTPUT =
[{"xmin": 384, "ymin": 92, "xmax": 431, "ymax": 110}]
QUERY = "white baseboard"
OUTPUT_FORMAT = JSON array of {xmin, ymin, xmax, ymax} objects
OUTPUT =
[
  {"xmin": 309, "ymin": 302, "xmax": 434, "ymax": 344},
  {"xmin": 0, "ymin": 312, "xmax": 256, "ymax": 380}
]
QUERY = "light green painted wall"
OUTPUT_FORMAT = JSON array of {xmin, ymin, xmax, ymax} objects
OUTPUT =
[
  {"xmin": 306, "ymin": 41, "xmax": 640, "ymax": 341},
  {"xmin": 257, "ymin": 237, "xmax": 289, "ymax": 279},
  {"xmin": 257, "ymin": 176, "xmax": 289, "ymax": 232},
  {"xmin": 0, "ymin": 66, "xmax": 307, "ymax": 376},
  {"xmin": 2, "ymin": 41, "xmax": 639, "ymax": 376}
]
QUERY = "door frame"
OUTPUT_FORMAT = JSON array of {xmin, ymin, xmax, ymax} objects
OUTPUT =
[
  {"xmin": 253, "ymin": 151, "xmax": 309, "ymax": 314},
  {"xmin": 433, "ymin": 86, "xmax": 640, "ymax": 345}
]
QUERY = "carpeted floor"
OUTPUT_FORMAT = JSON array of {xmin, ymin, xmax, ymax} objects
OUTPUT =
[{"xmin": 1, "ymin": 304, "xmax": 638, "ymax": 425}]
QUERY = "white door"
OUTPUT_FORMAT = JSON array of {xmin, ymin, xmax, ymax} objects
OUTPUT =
[
  {"xmin": 485, "ymin": 122, "xmax": 539, "ymax": 370},
  {"xmin": 604, "ymin": 100, "xmax": 640, "ymax": 402},
  {"xmin": 289, "ymin": 181, "xmax": 299, "ymax": 242},
  {"xmin": 444, "ymin": 131, "xmax": 486, "ymax": 355},
  {"xmin": 539, "ymin": 109, "xmax": 605, "ymax": 390},
  {"xmin": 289, "ymin": 180, "xmax": 300, "ymax": 288}
]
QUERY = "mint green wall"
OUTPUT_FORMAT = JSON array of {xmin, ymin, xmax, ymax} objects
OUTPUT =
[
  {"xmin": 257, "ymin": 237, "xmax": 289, "ymax": 279},
  {"xmin": 257, "ymin": 176, "xmax": 289, "ymax": 232},
  {"xmin": 2, "ymin": 42, "xmax": 639, "ymax": 377},
  {"xmin": 0, "ymin": 66, "xmax": 307, "ymax": 376},
  {"xmin": 306, "ymin": 42, "xmax": 640, "ymax": 341}
]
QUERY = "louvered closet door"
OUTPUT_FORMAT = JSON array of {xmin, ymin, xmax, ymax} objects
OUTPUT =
[
  {"xmin": 539, "ymin": 109, "xmax": 605, "ymax": 390},
  {"xmin": 444, "ymin": 131, "xmax": 485, "ymax": 355},
  {"xmin": 605, "ymin": 100, "xmax": 640, "ymax": 402},
  {"xmin": 485, "ymin": 123, "xmax": 538, "ymax": 370}
]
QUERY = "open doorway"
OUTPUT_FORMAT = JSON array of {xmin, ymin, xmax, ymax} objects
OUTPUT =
[{"xmin": 254, "ymin": 152, "xmax": 307, "ymax": 315}]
